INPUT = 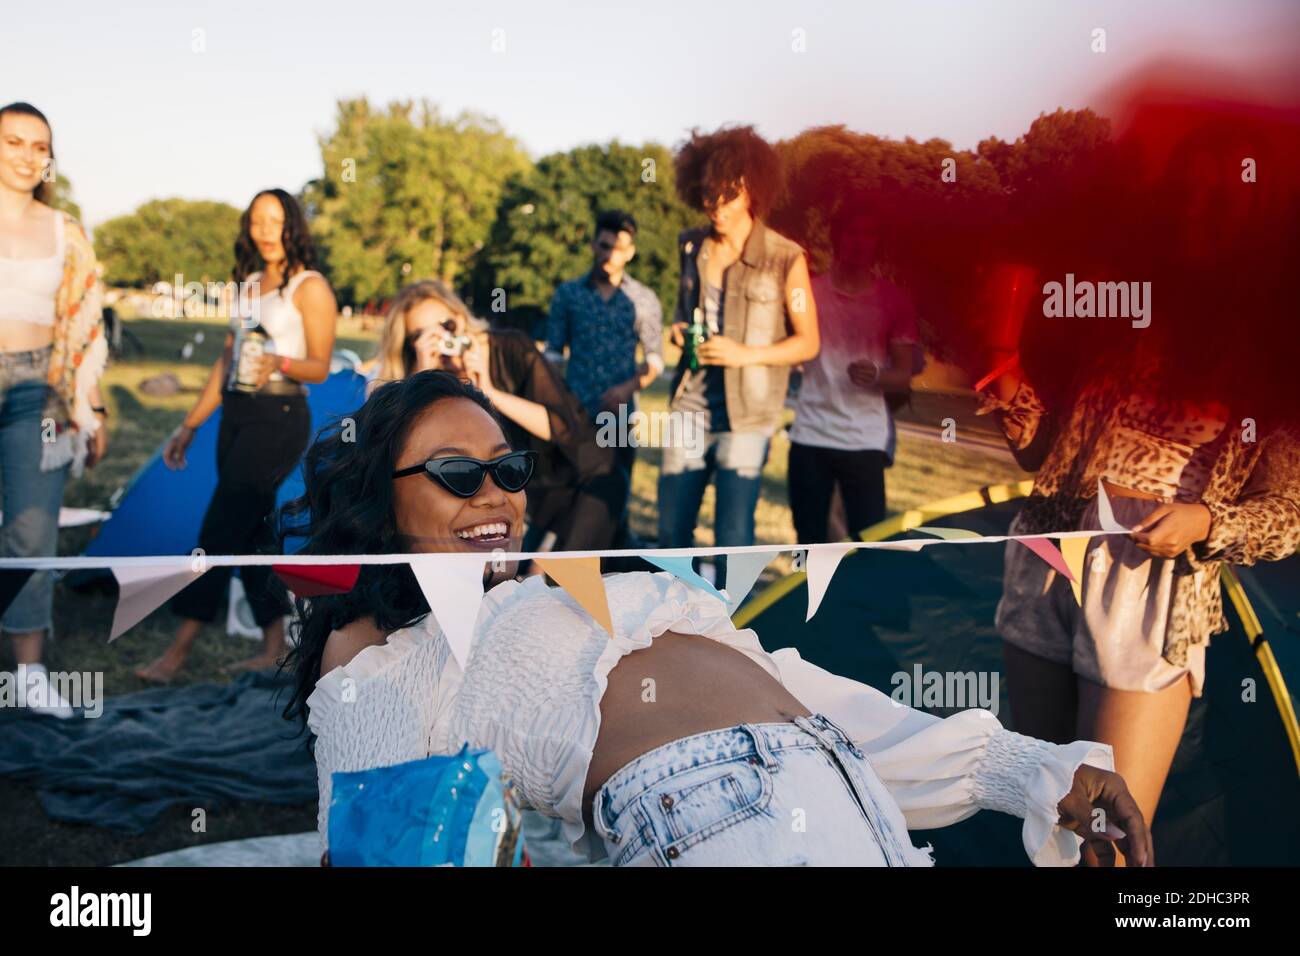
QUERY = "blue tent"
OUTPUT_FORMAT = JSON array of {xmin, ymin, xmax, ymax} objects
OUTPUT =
[{"xmin": 83, "ymin": 370, "xmax": 367, "ymax": 559}]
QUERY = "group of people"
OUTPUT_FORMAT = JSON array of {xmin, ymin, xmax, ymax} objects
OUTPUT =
[{"xmin": 3, "ymin": 98, "xmax": 1297, "ymax": 867}]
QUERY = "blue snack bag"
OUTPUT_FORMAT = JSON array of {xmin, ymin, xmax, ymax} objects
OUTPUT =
[{"xmin": 328, "ymin": 746, "xmax": 525, "ymax": 866}]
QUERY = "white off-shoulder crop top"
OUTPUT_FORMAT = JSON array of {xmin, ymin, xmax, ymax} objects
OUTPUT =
[{"xmin": 307, "ymin": 571, "xmax": 1112, "ymax": 866}]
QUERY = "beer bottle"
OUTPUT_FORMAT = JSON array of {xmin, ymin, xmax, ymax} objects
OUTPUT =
[
  {"xmin": 228, "ymin": 324, "xmax": 271, "ymax": 393},
  {"xmin": 685, "ymin": 307, "xmax": 709, "ymax": 372}
]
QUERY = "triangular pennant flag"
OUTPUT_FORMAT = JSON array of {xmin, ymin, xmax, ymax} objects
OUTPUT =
[
  {"xmin": 0, "ymin": 569, "xmax": 35, "ymax": 620},
  {"xmin": 723, "ymin": 550, "xmax": 778, "ymax": 612},
  {"xmin": 1095, "ymin": 479, "xmax": 1129, "ymax": 532},
  {"xmin": 409, "ymin": 555, "xmax": 485, "ymax": 669},
  {"xmin": 273, "ymin": 563, "xmax": 361, "ymax": 597},
  {"xmin": 1015, "ymin": 537, "xmax": 1076, "ymax": 582},
  {"xmin": 535, "ymin": 556, "xmax": 613, "ymax": 636},
  {"xmin": 912, "ymin": 526, "xmax": 982, "ymax": 540},
  {"xmin": 642, "ymin": 555, "xmax": 727, "ymax": 603},
  {"xmin": 806, "ymin": 544, "xmax": 854, "ymax": 622},
  {"xmin": 111, "ymin": 565, "xmax": 206, "ymax": 641},
  {"xmin": 1058, "ymin": 536, "xmax": 1091, "ymax": 605}
]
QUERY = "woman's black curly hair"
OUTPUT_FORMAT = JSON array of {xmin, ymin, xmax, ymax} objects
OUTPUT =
[
  {"xmin": 674, "ymin": 125, "xmax": 784, "ymax": 220},
  {"xmin": 278, "ymin": 370, "xmax": 500, "ymax": 732},
  {"xmin": 233, "ymin": 188, "xmax": 320, "ymax": 292}
]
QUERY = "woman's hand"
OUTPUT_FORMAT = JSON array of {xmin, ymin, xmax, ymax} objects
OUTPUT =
[
  {"xmin": 1057, "ymin": 764, "xmax": 1153, "ymax": 866},
  {"xmin": 84, "ymin": 420, "xmax": 109, "ymax": 468},
  {"xmin": 669, "ymin": 321, "xmax": 688, "ymax": 348},
  {"xmin": 1130, "ymin": 502, "xmax": 1212, "ymax": 558},
  {"xmin": 462, "ymin": 336, "xmax": 494, "ymax": 395},
  {"xmin": 412, "ymin": 328, "xmax": 443, "ymax": 373},
  {"xmin": 847, "ymin": 358, "xmax": 881, "ymax": 389},
  {"xmin": 163, "ymin": 425, "xmax": 196, "ymax": 470},
  {"xmin": 697, "ymin": 335, "xmax": 750, "ymax": 368},
  {"xmin": 251, "ymin": 353, "xmax": 279, "ymax": 388}
]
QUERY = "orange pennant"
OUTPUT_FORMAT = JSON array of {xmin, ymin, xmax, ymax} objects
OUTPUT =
[
  {"xmin": 1058, "ymin": 536, "xmax": 1091, "ymax": 606},
  {"xmin": 534, "ymin": 556, "xmax": 613, "ymax": 636}
]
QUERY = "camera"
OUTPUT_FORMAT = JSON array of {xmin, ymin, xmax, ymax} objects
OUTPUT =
[{"xmin": 438, "ymin": 332, "xmax": 473, "ymax": 357}]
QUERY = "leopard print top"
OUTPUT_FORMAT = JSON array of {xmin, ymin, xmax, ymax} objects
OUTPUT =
[{"xmin": 977, "ymin": 362, "xmax": 1300, "ymax": 667}]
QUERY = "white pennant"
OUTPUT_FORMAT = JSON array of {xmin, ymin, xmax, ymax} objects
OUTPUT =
[
  {"xmin": 409, "ymin": 555, "xmax": 485, "ymax": 669},
  {"xmin": 1096, "ymin": 479, "xmax": 1129, "ymax": 532},
  {"xmin": 111, "ymin": 565, "xmax": 206, "ymax": 641},
  {"xmin": 724, "ymin": 550, "xmax": 779, "ymax": 612},
  {"xmin": 805, "ymin": 544, "xmax": 854, "ymax": 622}
]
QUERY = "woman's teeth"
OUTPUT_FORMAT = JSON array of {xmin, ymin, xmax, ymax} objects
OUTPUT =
[{"xmin": 455, "ymin": 522, "xmax": 508, "ymax": 541}]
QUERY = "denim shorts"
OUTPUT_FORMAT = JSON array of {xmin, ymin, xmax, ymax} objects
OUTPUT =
[
  {"xmin": 0, "ymin": 347, "xmax": 67, "ymax": 634},
  {"xmin": 591, "ymin": 714, "xmax": 930, "ymax": 867}
]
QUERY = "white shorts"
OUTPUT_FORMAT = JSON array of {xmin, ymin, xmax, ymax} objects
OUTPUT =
[{"xmin": 996, "ymin": 496, "xmax": 1208, "ymax": 697}]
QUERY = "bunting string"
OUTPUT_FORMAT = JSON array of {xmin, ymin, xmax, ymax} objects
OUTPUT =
[
  {"xmin": 0, "ymin": 526, "xmax": 1123, "ymax": 572},
  {"xmin": 7, "ymin": 482, "xmax": 1133, "ymax": 657}
]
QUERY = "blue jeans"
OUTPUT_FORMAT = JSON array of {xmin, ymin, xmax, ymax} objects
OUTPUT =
[
  {"xmin": 0, "ymin": 348, "xmax": 68, "ymax": 634},
  {"xmin": 591, "ymin": 715, "xmax": 930, "ymax": 867},
  {"xmin": 657, "ymin": 428, "xmax": 770, "ymax": 548}
]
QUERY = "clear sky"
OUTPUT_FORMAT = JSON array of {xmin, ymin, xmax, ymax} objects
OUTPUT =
[{"xmin": 6, "ymin": 0, "xmax": 1297, "ymax": 227}]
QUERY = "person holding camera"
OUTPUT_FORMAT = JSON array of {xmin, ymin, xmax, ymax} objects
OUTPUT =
[{"xmin": 371, "ymin": 280, "xmax": 626, "ymax": 553}]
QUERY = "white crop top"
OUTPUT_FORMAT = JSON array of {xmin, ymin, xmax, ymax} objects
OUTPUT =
[
  {"xmin": 0, "ymin": 214, "xmax": 64, "ymax": 327},
  {"xmin": 307, "ymin": 571, "xmax": 1112, "ymax": 866},
  {"xmin": 233, "ymin": 269, "xmax": 319, "ymax": 373}
]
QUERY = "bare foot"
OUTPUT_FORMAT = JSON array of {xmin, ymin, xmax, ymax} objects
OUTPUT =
[
  {"xmin": 223, "ymin": 653, "xmax": 281, "ymax": 674},
  {"xmin": 134, "ymin": 654, "xmax": 185, "ymax": 684}
]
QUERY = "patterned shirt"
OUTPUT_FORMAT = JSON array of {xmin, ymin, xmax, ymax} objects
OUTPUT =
[{"xmin": 545, "ymin": 271, "xmax": 663, "ymax": 419}]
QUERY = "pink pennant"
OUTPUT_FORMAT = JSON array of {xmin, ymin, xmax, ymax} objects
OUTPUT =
[{"xmin": 1015, "ymin": 537, "xmax": 1076, "ymax": 583}]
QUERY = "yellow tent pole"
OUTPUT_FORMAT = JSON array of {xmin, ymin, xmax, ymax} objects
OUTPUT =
[{"xmin": 1221, "ymin": 565, "xmax": 1300, "ymax": 780}]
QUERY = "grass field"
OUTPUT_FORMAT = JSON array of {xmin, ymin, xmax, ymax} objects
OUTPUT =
[{"xmin": 1, "ymin": 315, "xmax": 1027, "ymax": 865}]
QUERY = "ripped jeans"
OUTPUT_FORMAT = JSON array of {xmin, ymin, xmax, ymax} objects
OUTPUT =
[
  {"xmin": 0, "ymin": 347, "xmax": 67, "ymax": 634},
  {"xmin": 591, "ymin": 715, "xmax": 932, "ymax": 867},
  {"xmin": 657, "ymin": 428, "xmax": 770, "ymax": 548}
]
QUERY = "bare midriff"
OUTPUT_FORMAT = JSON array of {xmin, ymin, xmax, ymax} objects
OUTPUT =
[
  {"xmin": 583, "ymin": 632, "xmax": 811, "ymax": 814},
  {"xmin": 1100, "ymin": 478, "xmax": 1163, "ymax": 502},
  {"xmin": 0, "ymin": 319, "xmax": 54, "ymax": 353}
]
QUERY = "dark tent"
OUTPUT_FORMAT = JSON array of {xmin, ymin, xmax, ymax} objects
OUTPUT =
[{"xmin": 734, "ymin": 481, "xmax": 1300, "ymax": 866}]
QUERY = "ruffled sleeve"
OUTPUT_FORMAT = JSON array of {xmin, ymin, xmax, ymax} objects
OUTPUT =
[{"xmin": 768, "ymin": 646, "xmax": 1113, "ymax": 866}]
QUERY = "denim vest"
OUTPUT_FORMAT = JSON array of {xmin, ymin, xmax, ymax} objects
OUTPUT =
[{"xmin": 669, "ymin": 220, "xmax": 805, "ymax": 433}]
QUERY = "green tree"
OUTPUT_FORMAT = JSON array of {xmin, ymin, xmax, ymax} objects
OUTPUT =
[
  {"xmin": 93, "ymin": 198, "xmax": 241, "ymax": 288},
  {"xmin": 977, "ymin": 108, "xmax": 1113, "ymax": 195},
  {"xmin": 46, "ymin": 171, "xmax": 82, "ymax": 221},
  {"xmin": 305, "ymin": 99, "xmax": 530, "ymax": 307},
  {"xmin": 468, "ymin": 141, "xmax": 695, "ymax": 325},
  {"xmin": 773, "ymin": 125, "xmax": 1003, "ymax": 273}
]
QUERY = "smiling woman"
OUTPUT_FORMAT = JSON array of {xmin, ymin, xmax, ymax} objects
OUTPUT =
[
  {"xmin": 280, "ymin": 369, "xmax": 1155, "ymax": 869},
  {"xmin": 133, "ymin": 188, "xmax": 339, "ymax": 684},
  {"xmin": 0, "ymin": 101, "xmax": 109, "ymax": 717},
  {"xmin": 370, "ymin": 279, "xmax": 627, "ymax": 553}
]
